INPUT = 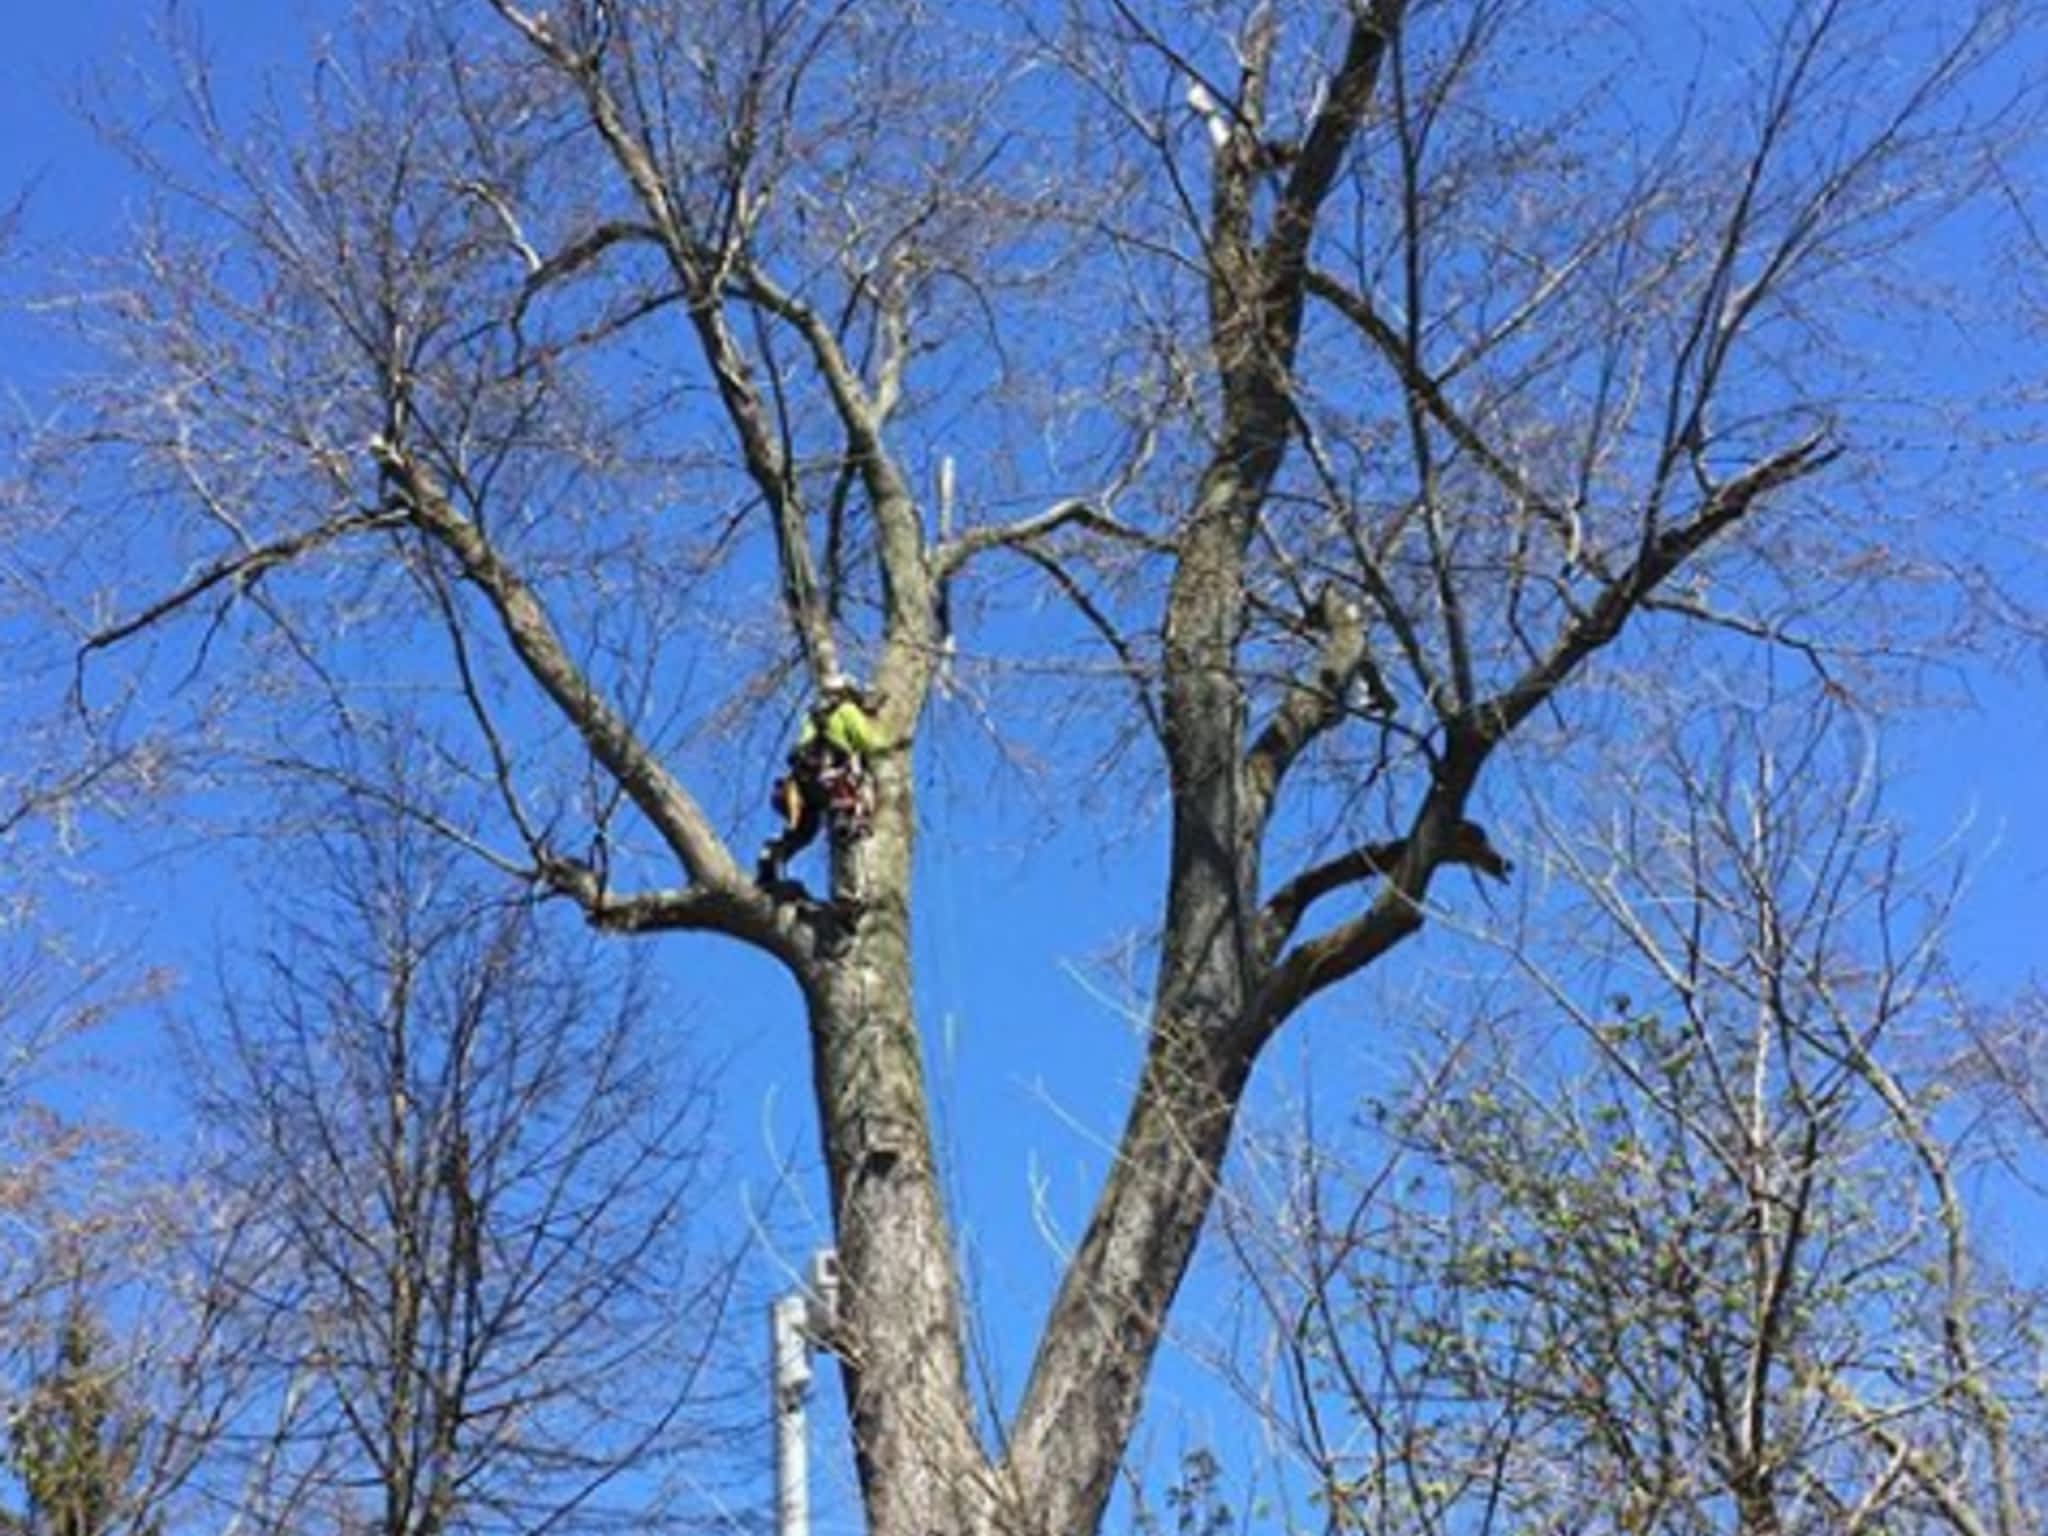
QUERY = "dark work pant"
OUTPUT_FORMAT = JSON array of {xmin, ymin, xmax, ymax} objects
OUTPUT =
[{"xmin": 760, "ymin": 780, "xmax": 826, "ymax": 876}]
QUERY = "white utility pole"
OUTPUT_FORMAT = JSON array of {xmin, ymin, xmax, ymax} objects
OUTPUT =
[
  {"xmin": 935, "ymin": 455, "xmax": 958, "ymax": 698},
  {"xmin": 771, "ymin": 1249, "xmax": 840, "ymax": 1536}
]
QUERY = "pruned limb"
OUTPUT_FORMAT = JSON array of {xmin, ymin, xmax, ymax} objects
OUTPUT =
[
  {"xmin": 1248, "ymin": 891, "xmax": 1423, "ymax": 1049},
  {"xmin": 1245, "ymin": 737, "xmax": 1514, "ymax": 1034},
  {"xmin": 371, "ymin": 437, "xmax": 791, "ymax": 958},
  {"xmin": 1260, "ymin": 819, "xmax": 1509, "ymax": 959},
  {"xmin": 1244, "ymin": 782, "xmax": 1512, "ymax": 1040}
]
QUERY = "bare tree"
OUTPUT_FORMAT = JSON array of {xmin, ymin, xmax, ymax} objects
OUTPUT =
[
  {"xmin": 181, "ymin": 784, "xmax": 746, "ymax": 1536},
  {"xmin": 20, "ymin": 1, "xmax": 2040, "ymax": 1530},
  {"xmin": 1213, "ymin": 699, "xmax": 2043, "ymax": 1535}
]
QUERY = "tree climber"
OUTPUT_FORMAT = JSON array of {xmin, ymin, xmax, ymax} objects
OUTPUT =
[{"xmin": 756, "ymin": 674, "xmax": 884, "ymax": 895}]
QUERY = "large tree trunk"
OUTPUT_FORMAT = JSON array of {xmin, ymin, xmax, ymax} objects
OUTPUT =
[
  {"xmin": 1005, "ymin": 462, "xmax": 1271, "ymax": 1534},
  {"xmin": 807, "ymin": 746, "xmax": 1000, "ymax": 1536},
  {"xmin": 1004, "ymin": 1020, "xmax": 1250, "ymax": 1534}
]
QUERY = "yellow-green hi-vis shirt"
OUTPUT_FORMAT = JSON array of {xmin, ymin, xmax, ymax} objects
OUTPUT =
[{"xmin": 798, "ymin": 700, "xmax": 882, "ymax": 759}]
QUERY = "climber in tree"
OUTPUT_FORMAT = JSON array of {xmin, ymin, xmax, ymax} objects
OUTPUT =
[{"xmin": 756, "ymin": 674, "xmax": 884, "ymax": 894}]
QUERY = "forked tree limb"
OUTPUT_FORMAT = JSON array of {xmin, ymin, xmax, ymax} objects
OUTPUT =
[
  {"xmin": 1002, "ymin": 14, "xmax": 1407, "ymax": 1530},
  {"xmin": 731, "ymin": 262, "xmax": 933, "ymax": 674},
  {"xmin": 1249, "ymin": 433, "xmax": 1839, "ymax": 1034},
  {"xmin": 372, "ymin": 437, "xmax": 792, "ymax": 959}
]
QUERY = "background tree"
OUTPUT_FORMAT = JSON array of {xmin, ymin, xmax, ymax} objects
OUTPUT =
[
  {"xmin": 3, "ymin": 1290, "xmax": 162, "ymax": 1536},
  {"xmin": 1212, "ymin": 700, "xmax": 2043, "ymax": 1534},
  {"xmin": 12, "ymin": 1, "xmax": 2041, "ymax": 1531},
  {"xmin": 179, "ymin": 778, "xmax": 747, "ymax": 1536}
]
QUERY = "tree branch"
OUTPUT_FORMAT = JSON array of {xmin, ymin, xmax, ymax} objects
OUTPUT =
[
  {"xmin": 1266, "ymin": 3, "xmax": 1406, "ymax": 282},
  {"xmin": 1242, "ymin": 586, "xmax": 1382, "ymax": 828},
  {"xmin": 371, "ymin": 437, "xmax": 790, "ymax": 958},
  {"xmin": 1471, "ymin": 432, "xmax": 1840, "ymax": 745},
  {"xmin": 728, "ymin": 263, "xmax": 930, "ymax": 634},
  {"xmin": 534, "ymin": 854, "xmax": 801, "ymax": 942},
  {"xmin": 687, "ymin": 294, "xmax": 843, "ymax": 681},
  {"xmin": 1305, "ymin": 268, "xmax": 1595, "ymax": 574},
  {"xmin": 1811, "ymin": 1371, "xmax": 1998, "ymax": 1536},
  {"xmin": 491, "ymin": 10, "xmax": 845, "ymax": 687},
  {"xmin": 1250, "ymin": 891, "xmax": 1425, "ymax": 1042},
  {"xmin": 77, "ymin": 505, "xmax": 407, "ymax": 680},
  {"xmin": 1259, "ymin": 819, "xmax": 1509, "ymax": 959},
  {"xmin": 511, "ymin": 218, "xmax": 663, "ymax": 326},
  {"xmin": 931, "ymin": 496, "xmax": 1167, "ymax": 581},
  {"xmin": 1287, "ymin": 400, "xmax": 1447, "ymax": 713},
  {"xmin": 1013, "ymin": 543, "xmax": 1165, "ymax": 744}
]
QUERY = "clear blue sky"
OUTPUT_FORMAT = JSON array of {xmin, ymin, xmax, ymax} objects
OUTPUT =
[{"xmin": 4, "ymin": 5, "xmax": 2045, "ymax": 1533}]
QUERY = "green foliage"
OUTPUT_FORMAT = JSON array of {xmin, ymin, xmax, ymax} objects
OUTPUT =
[{"xmin": 3, "ymin": 1301, "xmax": 156, "ymax": 1536}]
